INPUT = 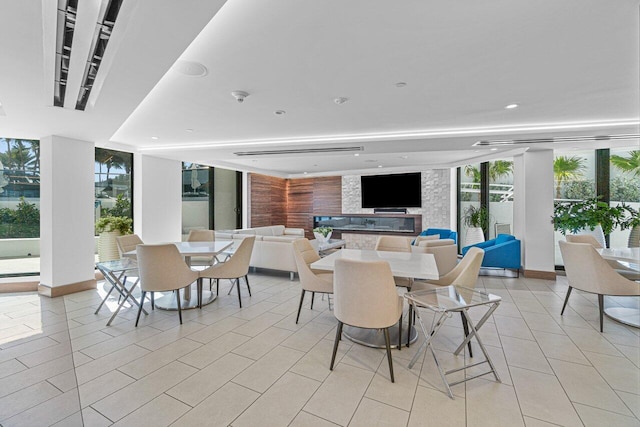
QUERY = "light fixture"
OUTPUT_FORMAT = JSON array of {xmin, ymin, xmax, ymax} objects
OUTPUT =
[
  {"xmin": 303, "ymin": 172, "xmax": 308, "ymax": 175},
  {"xmin": 274, "ymin": 110, "xmax": 286, "ymax": 115},
  {"xmin": 186, "ymin": 129, "xmax": 194, "ymax": 133},
  {"xmin": 231, "ymin": 91, "xmax": 249, "ymax": 103},
  {"xmin": 378, "ymin": 165, "xmax": 383, "ymax": 168},
  {"xmin": 395, "ymin": 82, "xmax": 407, "ymax": 87},
  {"xmin": 173, "ymin": 60, "xmax": 208, "ymax": 77},
  {"xmin": 400, "ymin": 155, "xmax": 408, "ymax": 159},
  {"xmin": 151, "ymin": 136, "xmax": 158, "ymax": 140},
  {"xmin": 334, "ymin": 97, "xmax": 349, "ymax": 105},
  {"xmin": 354, "ymin": 153, "xmax": 360, "ymax": 157},
  {"xmin": 490, "ymin": 148, "xmax": 498, "ymax": 151},
  {"xmin": 505, "ymin": 104, "xmax": 519, "ymax": 109}
]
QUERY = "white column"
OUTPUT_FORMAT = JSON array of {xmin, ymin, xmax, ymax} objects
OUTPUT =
[
  {"xmin": 40, "ymin": 136, "xmax": 95, "ymax": 294},
  {"xmin": 134, "ymin": 154, "xmax": 182, "ymax": 243},
  {"xmin": 513, "ymin": 150, "xmax": 556, "ymax": 276}
]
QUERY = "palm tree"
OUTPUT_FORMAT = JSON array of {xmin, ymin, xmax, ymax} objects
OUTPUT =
[
  {"xmin": 464, "ymin": 165, "xmax": 481, "ymax": 183},
  {"xmin": 610, "ymin": 150, "xmax": 640, "ymax": 177},
  {"xmin": 489, "ymin": 160, "xmax": 513, "ymax": 181},
  {"xmin": 11, "ymin": 140, "xmax": 34, "ymax": 172},
  {"xmin": 554, "ymin": 155, "xmax": 586, "ymax": 199}
]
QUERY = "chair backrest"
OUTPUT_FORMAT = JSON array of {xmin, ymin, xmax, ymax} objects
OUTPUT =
[
  {"xmin": 566, "ymin": 234, "xmax": 602, "ymax": 249},
  {"xmin": 201, "ymin": 235, "xmax": 255, "ymax": 278},
  {"xmin": 559, "ymin": 241, "xmax": 640, "ymax": 296},
  {"xmin": 436, "ymin": 246, "xmax": 484, "ymax": 287},
  {"xmin": 375, "ymin": 235, "xmax": 411, "ymax": 253},
  {"xmin": 136, "ymin": 244, "xmax": 199, "ymax": 292},
  {"xmin": 333, "ymin": 258, "xmax": 400, "ymax": 329},
  {"xmin": 293, "ymin": 238, "xmax": 332, "ymax": 293},
  {"xmin": 116, "ymin": 234, "xmax": 143, "ymax": 257},
  {"xmin": 187, "ymin": 229, "xmax": 215, "ymax": 242}
]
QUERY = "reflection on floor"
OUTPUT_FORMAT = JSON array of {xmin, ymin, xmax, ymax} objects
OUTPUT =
[{"xmin": 0, "ymin": 271, "xmax": 638, "ymax": 426}]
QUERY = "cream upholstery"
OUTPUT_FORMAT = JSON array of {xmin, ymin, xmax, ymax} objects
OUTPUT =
[
  {"xmin": 411, "ymin": 238, "xmax": 458, "ymax": 276},
  {"xmin": 330, "ymin": 258, "xmax": 404, "ymax": 382},
  {"xmin": 135, "ymin": 244, "xmax": 199, "ymax": 326},
  {"xmin": 560, "ymin": 241, "xmax": 640, "ymax": 332},
  {"xmin": 116, "ymin": 234, "xmax": 143, "ymax": 258},
  {"xmin": 413, "ymin": 234, "xmax": 439, "ymax": 246},
  {"xmin": 292, "ymin": 239, "xmax": 334, "ymax": 323},
  {"xmin": 215, "ymin": 226, "xmax": 304, "ymax": 277},
  {"xmin": 375, "ymin": 235, "xmax": 412, "ymax": 288},
  {"xmin": 566, "ymin": 234, "xmax": 640, "ymax": 280},
  {"xmin": 200, "ymin": 236, "xmax": 256, "ymax": 307},
  {"xmin": 187, "ymin": 229, "xmax": 218, "ymax": 267}
]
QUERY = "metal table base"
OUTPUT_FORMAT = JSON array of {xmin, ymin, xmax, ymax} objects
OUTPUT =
[
  {"xmin": 343, "ymin": 324, "xmax": 417, "ymax": 349},
  {"xmin": 154, "ymin": 283, "xmax": 217, "ymax": 311}
]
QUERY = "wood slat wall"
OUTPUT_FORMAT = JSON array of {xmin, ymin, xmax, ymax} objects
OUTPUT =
[{"xmin": 248, "ymin": 174, "xmax": 342, "ymax": 238}]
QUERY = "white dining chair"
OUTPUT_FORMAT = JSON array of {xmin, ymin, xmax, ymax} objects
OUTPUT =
[
  {"xmin": 566, "ymin": 234, "xmax": 640, "ymax": 280},
  {"xmin": 375, "ymin": 235, "xmax": 413, "ymax": 288},
  {"xmin": 292, "ymin": 238, "xmax": 333, "ymax": 323}
]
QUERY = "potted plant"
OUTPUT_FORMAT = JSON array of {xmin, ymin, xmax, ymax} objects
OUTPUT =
[
  {"xmin": 463, "ymin": 205, "xmax": 489, "ymax": 246},
  {"xmin": 621, "ymin": 204, "xmax": 640, "ymax": 248},
  {"xmin": 553, "ymin": 197, "xmax": 631, "ymax": 247},
  {"xmin": 313, "ymin": 226, "xmax": 333, "ymax": 243},
  {"xmin": 96, "ymin": 215, "xmax": 133, "ymax": 261}
]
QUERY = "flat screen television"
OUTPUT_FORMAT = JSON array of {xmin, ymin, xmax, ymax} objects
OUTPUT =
[{"xmin": 361, "ymin": 173, "xmax": 422, "ymax": 208}]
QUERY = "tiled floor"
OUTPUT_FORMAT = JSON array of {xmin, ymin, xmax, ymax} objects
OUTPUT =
[{"xmin": 0, "ymin": 271, "xmax": 639, "ymax": 426}]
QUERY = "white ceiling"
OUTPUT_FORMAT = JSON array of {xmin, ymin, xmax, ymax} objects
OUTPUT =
[{"xmin": 1, "ymin": 0, "xmax": 638, "ymax": 178}]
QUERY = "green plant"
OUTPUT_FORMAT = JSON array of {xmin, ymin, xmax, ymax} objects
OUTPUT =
[
  {"xmin": 95, "ymin": 215, "xmax": 132, "ymax": 235},
  {"xmin": 610, "ymin": 150, "xmax": 640, "ymax": 177},
  {"xmin": 103, "ymin": 194, "xmax": 131, "ymax": 218},
  {"xmin": 313, "ymin": 226, "xmax": 333, "ymax": 237},
  {"xmin": 14, "ymin": 197, "xmax": 39, "ymax": 225},
  {"xmin": 552, "ymin": 197, "xmax": 631, "ymax": 236},
  {"xmin": 463, "ymin": 205, "xmax": 489, "ymax": 229},
  {"xmin": 554, "ymin": 155, "xmax": 586, "ymax": 199}
]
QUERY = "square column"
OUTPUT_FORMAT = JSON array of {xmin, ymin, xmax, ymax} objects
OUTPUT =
[
  {"xmin": 513, "ymin": 150, "xmax": 556, "ymax": 278},
  {"xmin": 133, "ymin": 154, "xmax": 182, "ymax": 243},
  {"xmin": 39, "ymin": 136, "xmax": 96, "ymax": 296}
]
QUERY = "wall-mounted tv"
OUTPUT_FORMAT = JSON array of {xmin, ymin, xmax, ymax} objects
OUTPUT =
[{"xmin": 361, "ymin": 172, "xmax": 422, "ymax": 208}]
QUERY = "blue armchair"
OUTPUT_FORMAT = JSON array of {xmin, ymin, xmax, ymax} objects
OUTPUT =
[
  {"xmin": 417, "ymin": 228, "xmax": 458, "ymax": 244},
  {"xmin": 462, "ymin": 234, "xmax": 521, "ymax": 275}
]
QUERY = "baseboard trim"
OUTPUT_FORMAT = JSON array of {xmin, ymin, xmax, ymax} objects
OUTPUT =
[
  {"xmin": 523, "ymin": 269, "xmax": 556, "ymax": 280},
  {"xmin": 0, "ymin": 281, "xmax": 39, "ymax": 293},
  {"xmin": 38, "ymin": 278, "xmax": 97, "ymax": 298}
]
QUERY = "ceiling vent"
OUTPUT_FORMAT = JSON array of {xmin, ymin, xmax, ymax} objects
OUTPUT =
[
  {"xmin": 234, "ymin": 146, "xmax": 364, "ymax": 156},
  {"xmin": 54, "ymin": 0, "xmax": 78, "ymax": 107},
  {"xmin": 75, "ymin": 0, "xmax": 124, "ymax": 110},
  {"xmin": 473, "ymin": 134, "xmax": 639, "ymax": 146}
]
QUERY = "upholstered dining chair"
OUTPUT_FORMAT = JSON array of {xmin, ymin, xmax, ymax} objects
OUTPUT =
[
  {"xmin": 135, "ymin": 243, "xmax": 199, "ymax": 326},
  {"xmin": 186, "ymin": 229, "xmax": 218, "ymax": 267},
  {"xmin": 292, "ymin": 238, "xmax": 333, "ymax": 323},
  {"xmin": 330, "ymin": 258, "xmax": 403, "ymax": 382},
  {"xmin": 566, "ymin": 234, "xmax": 640, "ymax": 280},
  {"xmin": 199, "ymin": 236, "xmax": 255, "ymax": 308},
  {"xmin": 116, "ymin": 234, "xmax": 144, "ymax": 259},
  {"xmin": 375, "ymin": 235, "xmax": 413, "ymax": 288},
  {"xmin": 559, "ymin": 241, "xmax": 640, "ymax": 332},
  {"xmin": 410, "ymin": 247, "xmax": 485, "ymax": 352}
]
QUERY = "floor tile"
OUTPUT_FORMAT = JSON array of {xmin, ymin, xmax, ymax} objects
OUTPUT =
[
  {"xmin": 500, "ymin": 335, "xmax": 553, "ymax": 374},
  {"xmin": 0, "ymin": 380, "xmax": 60, "ymax": 421},
  {"xmin": 1, "ymin": 389, "xmax": 81, "ymax": 427},
  {"xmin": 407, "ymin": 385, "xmax": 465, "ymax": 427},
  {"xmin": 584, "ymin": 351, "xmax": 640, "ymax": 395},
  {"xmin": 531, "ymin": 329, "xmax": 591, "ymax": 365},
  {"xmin": 232, "ymin": 345, "xmax": 305, "ymax": 393},
  {"xmin": 465, "ymin": 379, "xmax": 525, "ymax": 427},
  {"xmin": 349, "ymin": 397, "xmax": 409, "ymax": 427},
  {"xmin": 574, "ymin": 403, "xmax": 640, "ymax": 427},
  {"xmin": 178, "ymin": 331, "xmax": 248, "ymax": 369},
  {"xmin": 78, "ymin": 369, "xmax": 136, "ymax": 408},
  {"xmin": 111, "ymin": 393, "xmax": 191, "ymax": 427},
  {"xmin": 290, "ymin": 411, "xmax": 340, "ymax": 426}
]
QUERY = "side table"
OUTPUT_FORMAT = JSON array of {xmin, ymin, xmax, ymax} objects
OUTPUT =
[
  {"xmin": 96, "ymin": 258, "xmax": 147, "ymax": 326},
  {"xmin": 405, "ymin": 285, "xmax": 502, "ymax": 398}
]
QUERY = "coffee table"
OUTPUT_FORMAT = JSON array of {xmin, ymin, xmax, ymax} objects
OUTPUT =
[{"xmin": 96, "ymin": 258, "xmax": 147, "ymax": 326}]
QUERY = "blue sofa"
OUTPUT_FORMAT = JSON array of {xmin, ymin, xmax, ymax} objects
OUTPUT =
[
  {"xmin": 461, "ymin": 234, "xmax": 521, "ymax": 275},
  {"xmin": 417, "ymin": 228, "xmax": 458, "ymax": 244}
]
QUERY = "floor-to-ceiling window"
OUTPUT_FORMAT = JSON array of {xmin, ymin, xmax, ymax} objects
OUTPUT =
[
  {"xmin": 94, "ymin": 148, "xmax": 133, "ymax": 229},
  {"xmin": 0, "ymin": 138, "xmax": 40, "ymax": 276},
  {"xmin": 609, "ymin": 148, "xmax": 640, "ymax": 248},
  {"xmin": 459, "ymin": 163, "xmax": 482, "ymax": 247}
]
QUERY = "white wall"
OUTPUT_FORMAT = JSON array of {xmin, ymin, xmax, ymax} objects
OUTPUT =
[
  {"xmin": 513, "ymin": 150, "xmax": 555, "ymax": 274},
  {"xmin": 40, "ymin": 136, "xmax": 95, "ymax": 287},
  {"xmin": 134, "ymin": 154, "xmax": 182, "ymax": 243}
]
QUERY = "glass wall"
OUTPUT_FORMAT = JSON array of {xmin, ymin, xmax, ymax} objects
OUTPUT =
[
  {"xmin": 609, "ymin": 148, "xmax": 640, "ymax": 248},
  {"xmin": 459, "ymin": 163, "xmax": 481, "ymax": 247},
  {"xmin": 0, "ymin": 138, "xmax": 40, "ymax": 276},
  {"xmin": 94, "ymin": 148, "xmax": 133, "ymax": 231},
  {"xmin": 182, "ymin": 162, "xmax": 211, "ymax": 235},
  {"xmin": 488, "ymin": 159, "xmax": 514, "ymax": 239}
]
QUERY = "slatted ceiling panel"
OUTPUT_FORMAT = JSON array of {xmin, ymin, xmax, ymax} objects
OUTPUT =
[{"xmin": 313, "ymin": 177, "xmax": 342, "ymax": 214}]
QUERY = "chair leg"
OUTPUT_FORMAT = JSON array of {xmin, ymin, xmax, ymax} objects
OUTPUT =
[
  {"xmin": 135, "ymin": 291, "xmax": 146, "ymax": 327},
  {"xmin": 151, "ymin": 292, "xmax": 155, "ymax": 310},
  {"xmin": 398, "ymin": 315, "xmax": 402, "ymax": 351},
  {"xmin": 598, "ymin": 294, "xmax": 604, "ymax": 333},
  {"xmin": 296, "ymin": 290, "xmax": 306, "ymax": 324},
  {"xmin": 310, "ymin": 292, "xmax": 315, "ymax": 310},
  {"xmin": 407, "ymin": 304, "xmax": 412, "ymax": 347},
  {"xmin": 176, "ymin": 290, "xmax": 183, "ymax": 324},
  {"xmin": 461, "ymin": 312, "xmax": 473, "ymax": 358},
  {"xmin": 330, "ymin": 321, "xmax": 344, "ymax": 371},
  {"xmin": 245, "ymin": 275, "xmax": 252, "ymax": 296},
  {"xmin": 216, "ymin": 279, "xmax": 219, "ymax": 296},
  {"xmin": 236, "ymin": 278, "xmax": 242, "ymax": 308},
  {"xmin": 383, "ymin": 327, "xmax": 395, "ymax": 383},
  {"xmin": 561, "ymin": 286, "xmax": 573, "ymax": 315}
]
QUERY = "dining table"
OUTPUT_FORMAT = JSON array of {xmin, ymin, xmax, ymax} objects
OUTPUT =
[
  {"xmin": 311, "ymin": 248, "xmax": 439, "ymax": 348},
  {"xmin": 597, "ymin": 247, "xmax": 640, "ymax": 327},
  {"xmin": 124, "ymin": 240, "xmax": 233, "ymax": 310}
]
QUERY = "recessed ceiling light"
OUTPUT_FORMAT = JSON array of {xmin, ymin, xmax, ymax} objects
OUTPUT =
[
  {"xmin": 400, "ymin": 155, "xmax": 408, "ymax": 159},
  {"xmin": 274, "ymin": 110, "xmax": 286, "ymax": 115},
  {"xmin": 186, "ymin": 129, "xmax": 194, "ymax": 133},
  {"xmin": 378, "ymin": 165, "xmax": 383, "ymax": 168},
  {"xmin": 354, "ymin": 153, "xmax": 360, "ymax": 157},
  {"xmin": 173, "ymin": 60, "xmax": 208, "ymax": 77},
  {"xmin": 490, "ymin": 148, "xmax": 498, "ymax": 151},
  {"xmin": 395, "ymin": 82, "xmax": 407, "ymax": 87},
  {"xmin": 505, "ymin": 103, "xmax": 519, "ymax": 109},
  {"xmin": 334, "ymin": 97, "xmax": 349, "ymax": 105},
  {"xmin": 303, "ymin": 172, "xmax": 308, "ymax": 175},
  {"xmin": 151, "ymin": 136, "xmax": 158, "ymax": 140}
]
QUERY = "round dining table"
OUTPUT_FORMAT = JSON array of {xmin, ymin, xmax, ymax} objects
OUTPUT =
[{"xmin": 597, "ymin": 247, "xmax": 640, "ymax": 327}]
